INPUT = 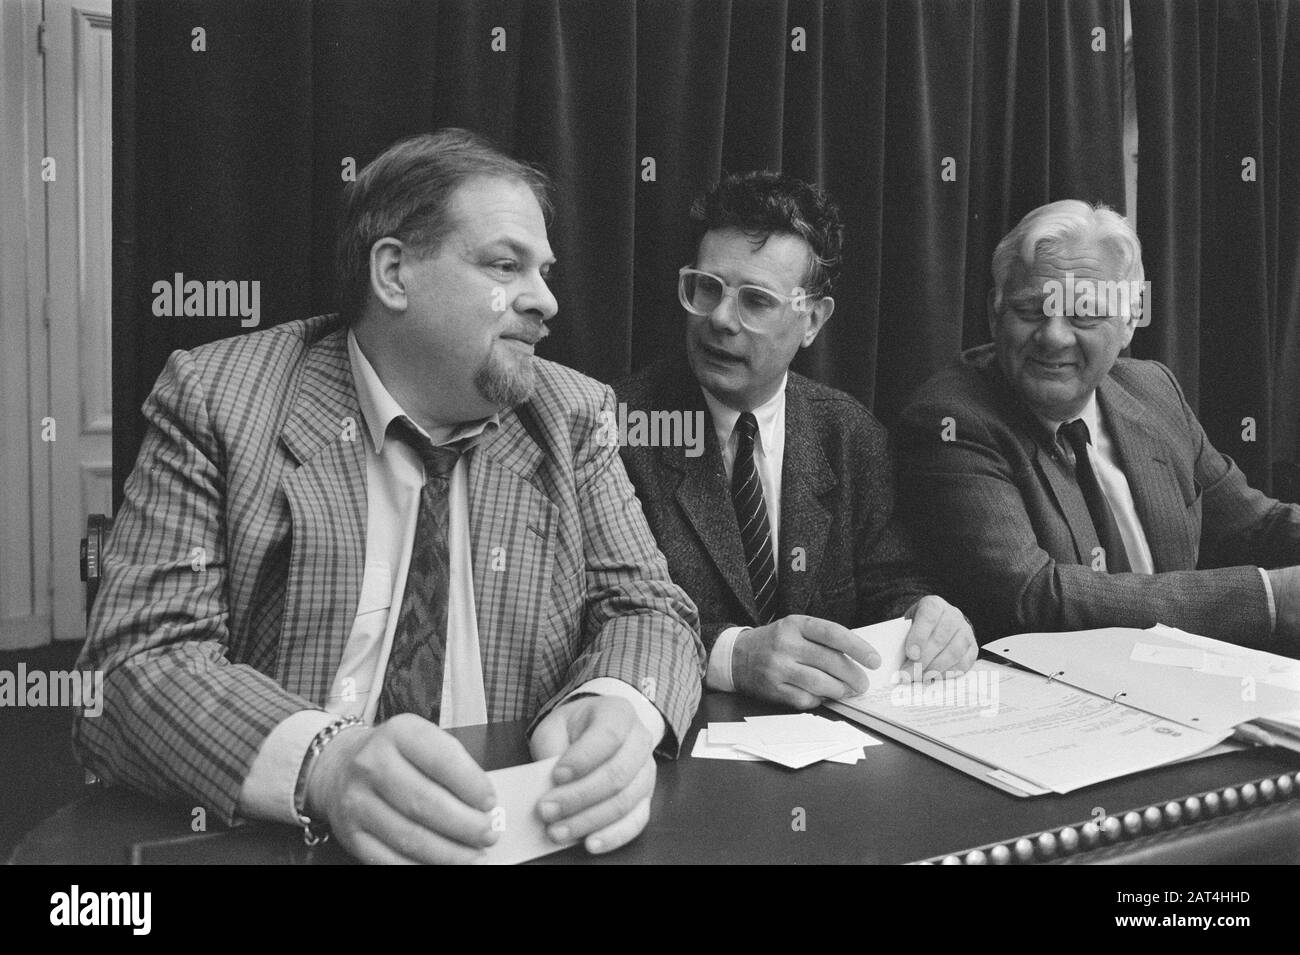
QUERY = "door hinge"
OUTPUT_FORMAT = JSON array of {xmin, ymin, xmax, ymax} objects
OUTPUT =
[{"xmin": 36, "ymin": 21, "xmax": 46, "ymax": 56}]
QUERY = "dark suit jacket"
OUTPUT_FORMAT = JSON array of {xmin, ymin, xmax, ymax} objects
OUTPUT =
[
  {"xmin": 898, "ymin": 343, "xmax": 1300, "ymax": 650},
  {"xmin": 73, "ymin": 315, "xmax": 704, "ymax": 823},
  {"xmin": 614, "ymin": 357, "xmax": 935, "ymax": 651}
]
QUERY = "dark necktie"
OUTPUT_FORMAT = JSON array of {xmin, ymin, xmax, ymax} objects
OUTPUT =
[
  {"xmin": 731, "ymin": 412, "xmax": 778, "ymax": 623},
  {"xmin": 1059, "ymin": 418, "xmax": 1131, "ymax": 573},
  {"xmin": 375, "ymin": 422, "xmax": 462, "ymax": 723}
]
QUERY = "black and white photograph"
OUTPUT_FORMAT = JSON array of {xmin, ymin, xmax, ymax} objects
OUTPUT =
[{"xmin": 1, "ymin": 0, "xmax": 1298, "ymax": 920}]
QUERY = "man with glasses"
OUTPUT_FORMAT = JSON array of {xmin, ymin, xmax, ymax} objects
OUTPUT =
[{"xmin": 614, "ymin": 171, "xmax": 976, "ymax": 709}]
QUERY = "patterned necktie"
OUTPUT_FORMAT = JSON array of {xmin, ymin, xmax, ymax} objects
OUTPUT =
[
  {"xmin": 731, "ymin": 412, "xmax": 778, "ymax": 623},
  {"xmin": 1059, "ymin": 418, "xmax": 1131, "ymax": 573},
  {"xmin": 375, "ymin": 421, "xmax": 462, "ymax": 723}
]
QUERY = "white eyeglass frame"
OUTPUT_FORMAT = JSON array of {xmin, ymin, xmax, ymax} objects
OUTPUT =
[{"xmin": 677, "ymin": 267, "xmax": 815, "ymax": 330}]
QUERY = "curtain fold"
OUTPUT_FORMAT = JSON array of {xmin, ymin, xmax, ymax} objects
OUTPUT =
[
  {"xmin": 1132, "ymin": 0, "xmax": 1300, "ymax": 496},
  {"xmin": 114, "ymin": 0, "xmax": 1292, "ymax": 507}
]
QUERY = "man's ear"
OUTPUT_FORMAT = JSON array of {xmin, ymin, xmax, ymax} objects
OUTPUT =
[
  {"xmin": 801, "ymin": 296, "xmax": 835, "ymax": 348},
  {"xmin": 986, "ymin": 288, "xmax": 1000, "ymax": 339},
  {"xmin": 369, "ymin": 237, "xmax": 408, "ymax": 313}
]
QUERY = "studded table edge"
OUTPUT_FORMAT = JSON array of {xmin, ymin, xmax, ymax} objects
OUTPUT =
[{"xmin": 908, "ymin": 769, "xmax": 1300, "ymax": 865}]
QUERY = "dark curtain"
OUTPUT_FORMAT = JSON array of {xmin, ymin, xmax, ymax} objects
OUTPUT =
[
  {"xmin": 113, "ymin": 0, "xmax": 1130, "ymax": 504},
  {"xmin": 1132, "ymin": 0, "xmax": 1300, "ymax": 498}
]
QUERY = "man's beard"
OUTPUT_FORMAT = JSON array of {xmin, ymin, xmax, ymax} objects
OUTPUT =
[{"xmin": 474, "ymin": 344, "xmax": 537, "ymax": 410}]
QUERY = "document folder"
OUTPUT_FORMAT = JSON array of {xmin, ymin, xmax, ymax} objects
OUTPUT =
[
  {"xmin": 985, "ymin": 625, "xmax": 1300, "ymax": 734},
  {"xmin": 824, "ymin": 621, "xmax": 1283, "ymax": 797}
]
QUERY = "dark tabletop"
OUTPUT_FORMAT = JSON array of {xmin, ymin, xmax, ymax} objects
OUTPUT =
[{"xmin": 10, "ymin": 692, "xmax": 1300, "ymax": 864}]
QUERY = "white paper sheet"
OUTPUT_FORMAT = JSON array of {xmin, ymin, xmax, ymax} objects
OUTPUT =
[
  {"xmin": 691, "ymin": 715, "xmax": 879, "ymax": 767},
  {"xmin": 1130, "ymin": 642, "xmax": 1205, "ymax": 669},
  {"xmin": 835, "ymin": 661, "xmax": 1230, "ymax": 793},
  {"xmin": 480, "ymin": 757, "xmax": 577, "ymax": 865},
  {"xmin": 850, "ymin": 617, "xmax": 913, "ymax": 688},
  {"xmin": 988, "ymin": 625, "xmax": 1300, "ymax": 731}
]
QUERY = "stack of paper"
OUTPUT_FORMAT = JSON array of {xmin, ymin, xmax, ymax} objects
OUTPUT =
[
  {"xmin": 1252, "ymin": 709, "xmax": 1300, "ymax": 754},
  {"xmin": 691, "ymin": 713, "xmax": 880, "ymax": 768}
]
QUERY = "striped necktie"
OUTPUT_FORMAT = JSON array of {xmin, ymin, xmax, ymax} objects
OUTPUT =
[
  {"xmin": 731, "ymin": 412, "xmax": 778, "ymax": 623},
  {"xmin": 375, "ymin": 421, "xmax": 462, "ymax": 723}
]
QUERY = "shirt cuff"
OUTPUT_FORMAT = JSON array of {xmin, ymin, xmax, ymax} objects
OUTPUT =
[
  {"xmin": 1260, "ymin": 567, "xmax": 1278, "ymax": 630},
  {"xmin": 236, "ymin": 709, "xmax": 336, "ymax": 825},
  {"xmin": 705, "ymin": 627, "xmax": 750, "ymax": 693},
  {"xmin": 567, "ymin": 677, "xmax": 665, "ymax": 747}
]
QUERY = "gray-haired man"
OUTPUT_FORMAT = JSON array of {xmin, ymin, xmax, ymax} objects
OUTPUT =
[{"xmin": 899, "ymin": 199, "xmax": 1300, "ymax": 650}]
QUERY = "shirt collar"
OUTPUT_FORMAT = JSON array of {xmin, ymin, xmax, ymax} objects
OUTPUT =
[
  {"xmin": 1034, "ymin": 390, "xmax": 1101, "ymax": 444},
  {"xmin": 347, "ymin": 330, "xmax": 499, "ymax": 453},
  {"xmin": 701, "ymin": 374, "xmax": 787, "ymax": 454}
]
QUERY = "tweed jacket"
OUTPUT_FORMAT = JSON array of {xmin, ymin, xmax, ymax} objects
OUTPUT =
[
  {"xmin": 614, "ymin": 356, "xmax": 936, "ymax": 651},
  {"xmin": 73, "ymin": 315, "xmax": 704, "ymax": 823},
  {"xmin": 897, "ymin": 343, "xmax": 1300, "ymax": 649}
]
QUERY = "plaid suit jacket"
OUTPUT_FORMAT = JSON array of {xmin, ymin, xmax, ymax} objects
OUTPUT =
[
  {"xmin": 898, "ymin": 344, "xmax": 1300, "ymax": 649},
  {"xmin": 73, "ymin": 315, "xmax": 703, "ymax": 823},
  {"xmin": 614, "ymin": 357, "xmax": 936, "ymax": 652}
]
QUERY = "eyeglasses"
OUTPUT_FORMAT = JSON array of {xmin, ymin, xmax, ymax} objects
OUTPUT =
[{"xmin": 677, "ymin": 267, "xmax": 814, "ymax": 331}]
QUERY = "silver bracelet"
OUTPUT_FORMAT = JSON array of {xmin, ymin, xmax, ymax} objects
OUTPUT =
[{"xmin": 293, "ymin": 716, "xmax": 366, "ymax": 846}]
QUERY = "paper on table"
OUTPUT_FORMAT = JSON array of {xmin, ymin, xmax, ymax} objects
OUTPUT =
[
  {"xmin": 480, "ymin": 757, "xmax": 576, "ymax": 865},
  {"xmin": 745, "ymin": 714, "xmax": 861, "ymax": 745},
  {"xmin": 1153, "ymin": 623, "xmax": 1300, "ymax": 690},
  {"xmin": 825, "ymin": 748, "xmax": 865, "ymax": 765},
  {"xmin": 987, "ymin": 769, "xmax": 1052, "ymax": 797},
  {"xmin": 834, "ymin": 661, "xmax": 1229, "ymax": 793},
  {"xmin": 988, "ymin": 625, "xmax": 1300, "ymax": 732},
  {"xmin": 1258, "ymin": 709, "xmax": 1300, "ymax": 733},
  {"xmin": 1149, "ymin": 623, "xmax": 1242, "ymax": 654},
  {"xmin": 706, "ymin": 721, "xmax": 762, "ymax": 746},
  {"xmin": 693, "ymin": 716, "xmax": 879, "ymax": 766},
  {"xmin": 734, "ymin": 739, "xmax": 863, "ymax": 769},
  {"xmin": 692, "ymin": 728, "xmax": 764, "ymax": 760},
  {"xmin": 850, "ymin": 617, "xmax": 912, "ymax": 687},
  {"xmin": 1130, "ymin": 642, "xmax": 1205, "ymax": 669}
]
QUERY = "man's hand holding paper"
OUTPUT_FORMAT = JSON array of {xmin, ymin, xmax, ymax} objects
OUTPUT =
[
  {"xmin": 529, "ymin": 695, "xmax": 657, "ymax": 856},
  {"xmin": 733, "ymin": 615, "xmax": 882, "ymax": 709},
  {"xmin": 901, "ymin": 595, "xmax": 980, "ymax": 682},
  {"xmin": 304, "ymin": 714, "xmax": 500, "ymax": 865},
  {"xmin": 732, "ymin": 601, "xmax": 978, "ymax": 710}
]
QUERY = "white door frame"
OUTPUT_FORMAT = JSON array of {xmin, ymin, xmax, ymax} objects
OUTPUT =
[
  {"xmin": 0, "ymin": 0, "xmax": 112, "ymax": 649},
  {"xmin": 44, "ymin": 0, "xmax": 114, "ymax": 643},
  {"xmin": 0, "ymin": 0, "xmax": 53, "ymax": 650}
]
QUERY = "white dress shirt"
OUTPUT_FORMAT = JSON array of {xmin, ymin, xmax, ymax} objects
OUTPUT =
[
  {"xmin": 237, "ymin": 331, "xmax": 663, "ymax": 824},
  {"xmin": 699, "ymin": 378, "xmax": 787, "ymax": 692},
  {"xmin": 1042, "ymin": 393, "xmax": 1275, "ymax": 620}
]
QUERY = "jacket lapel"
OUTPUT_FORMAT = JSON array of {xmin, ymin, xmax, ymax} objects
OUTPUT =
[
  {"xmin": 275, "ymin": 328, "xmax": 368, "ymax": 702},
  {"xmin": 984, "ymin": 359, "xmax": 1099, "ymax": 565},
  {"xmin": 1098, "ymin": 378, "xmax": 1198, "ymax": 570},
  {"xmin": 662, "ymin": 387, "xmax": 759, "ymax": 620},
  {"xmin": 467, "ymin": 402, "xmax": 557, "ymax": 717},
  {"xmin": 1031, "ymin": 431, "xmax": 1100, "ymax": 565},
  {"xmin": 776, "ymin": 382, "xmax": 836, "ymax": 616}
]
